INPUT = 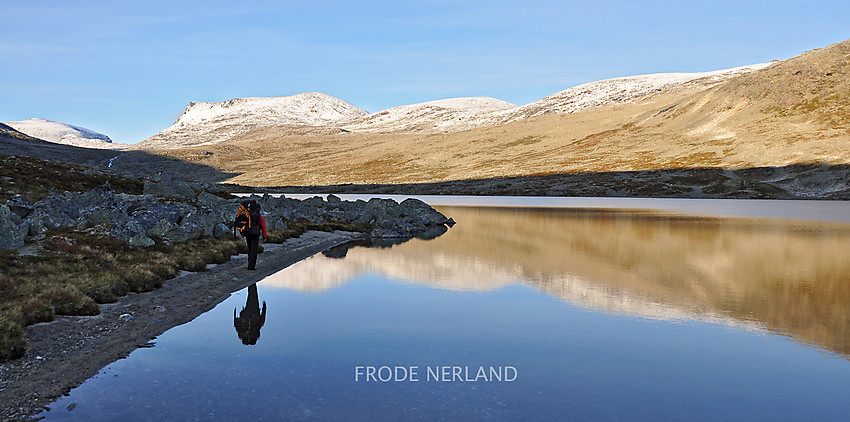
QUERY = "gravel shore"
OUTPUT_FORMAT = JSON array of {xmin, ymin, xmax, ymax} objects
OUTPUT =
[{"xmin": 0, "ymin": 231, "xmax": 362, "ymax": 421}]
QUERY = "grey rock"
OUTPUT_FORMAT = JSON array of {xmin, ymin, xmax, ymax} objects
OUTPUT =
[
  {"xmin": 0, "ymin": 205, "xmax": 29, "ymax": 249},
  {"xmin": 4, "ymin": 195, "xmax": 33, "ymax": 220},
  {"xmin": 147, "ymin": 171, "xmax": 172, "ymax": 183},
  {"xmin": 197, "ymin": 191, "xmax": 227, "ymax": 208},
  {"xmin": 143, "ymin": 180, "xmax": 197, "ymax": 201},
  {"xmin": 263, "ymin": 215, "xmax": 288, "ymax": 231},
  {"xmin": 213, "ymin": 223, "xmax": 232, "ymax": 238},
  {"xmin": 399, "ymin": 198, "xmax": 448, "ymax": 225},
  {"xmin": 165, "ymin": 223, "xmax": 203, "ymax": 243},
  {"xmin": 127, "ymin": 233, "xmax": 156, "ymax": 248}
]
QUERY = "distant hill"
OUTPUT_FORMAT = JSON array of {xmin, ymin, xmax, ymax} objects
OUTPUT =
[
  {"xmin": 138, "ymin": 92, "xmax": 368, "ymax": 149},
  {"xmin": 340, "ymin": 97, "xmax": 516, "ymax": 133},
  {"xmin": 3, "ymin": 118, "xmax": 123, "ymax": 150}
]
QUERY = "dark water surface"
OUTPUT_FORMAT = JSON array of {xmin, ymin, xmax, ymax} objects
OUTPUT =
[{"xmin": 40, "ymin": 205, "xmax": 850, "ymax": 421}]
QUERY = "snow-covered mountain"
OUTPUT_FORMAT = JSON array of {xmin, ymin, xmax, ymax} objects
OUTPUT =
[
  {"xmin": 139, "ymin": 92, "xmax": 368, "ymax": 149},
  {"xmin": 3, "ymin": 118, "xmax": 120, "ymax": 149},
  {"xmin": 338, "ymin": 64, "xmax": 772, "ymax": 134},
  {"xmin": 340, "ymin": 97, "xmax": 516, "ymax": 133},
  {"xmin": 139, "ymin": 63, "xmax": 774, "ymax": 149},
  {"xmin": 495, "ymin": 63, "xmax": 774, "ymax": 123}
]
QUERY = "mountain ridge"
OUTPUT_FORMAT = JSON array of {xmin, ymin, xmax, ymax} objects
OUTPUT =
[
  {"xmin": 137, "ymin": 63, "xmax": 773, "ymax": 149},
  {"xmin": 148, "ymin": 38, "xmax": 850, "ymax": 190},
  {"xmin": 2, "ymin": 118, "xmax": 122, "ymax": 150}
]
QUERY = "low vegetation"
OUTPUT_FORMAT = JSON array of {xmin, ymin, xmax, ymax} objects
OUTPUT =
[
  {"xmin": 0, "ymin": 153, "xmax": 372, "ymax": 361},
  {"xmin": 0, "ymin": 153, "xmax": 142, "ymax": 203},
  {"xmin": 0, "ymin": 222, "xmax": 360, "ymax": 361}
]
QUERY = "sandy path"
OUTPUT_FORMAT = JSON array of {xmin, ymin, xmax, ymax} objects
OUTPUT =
[{"xmin": 0, "ymin": 231, "xmax": 362, "ymax": 421}]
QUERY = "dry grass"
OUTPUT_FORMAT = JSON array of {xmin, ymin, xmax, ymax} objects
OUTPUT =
[
  {"xmin": 0, "ymin": 153, "xmax": 143, "ymax": 203},
  {"xmin": 0, "ymin": 231, "xmax": 247, "ymax": 361},
  {"xmin": 0, "ymin": 222, "xmax": 371, "ymax": 361}
]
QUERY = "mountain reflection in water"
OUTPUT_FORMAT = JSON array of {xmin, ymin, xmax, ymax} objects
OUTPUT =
[{"xmin": 263, "ymin": 206, "xmax": 850, "ymax": 357}]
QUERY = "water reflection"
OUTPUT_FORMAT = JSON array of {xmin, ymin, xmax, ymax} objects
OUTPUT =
[
  {"xmin": 264, "ymin": 206, "xmax": 850, "ymax": 357},
  {"xmin": 233, "ymin": 283, "xmax": 267, "ymax": 345}
]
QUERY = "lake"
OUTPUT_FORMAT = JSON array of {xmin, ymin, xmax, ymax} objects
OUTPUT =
[{"xmin": 39, "ymin": 201, "xmax": 850, "ymax": 421}]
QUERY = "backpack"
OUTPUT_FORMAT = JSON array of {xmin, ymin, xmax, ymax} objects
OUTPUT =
[{"xmin": 235, "ymin": 201, "xmax": 261, "ymax": 236}]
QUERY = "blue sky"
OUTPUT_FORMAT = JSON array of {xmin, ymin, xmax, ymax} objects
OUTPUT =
[{"xmin": 1, "ymin": 1, "xmax": 848, "ymax": 144}]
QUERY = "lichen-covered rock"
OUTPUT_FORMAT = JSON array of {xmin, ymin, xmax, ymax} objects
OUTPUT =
[
  {"xmin": 0, "ymin": 205, "xmax": 29, "ymax": 250},
  {"xmin": 4, "ymin": 195, "xmax": 33, "ymax": 220}
]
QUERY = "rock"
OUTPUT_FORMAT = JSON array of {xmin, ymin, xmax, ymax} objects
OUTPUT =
[
  {"xmin": 147, "ymin": 171, "xmax": 172, "ymax": 183},
  {"xmin": 399, "ymin": 198, "xmax": 449, "ymax": 225},
  {"xmin": 25, "ymin": 207, "xmax": 74, "ymax": 236},
  {"xmin": 0, "ymin": 205, "xmax": 29, "ymax": 249},
  {"xmin": 326, "ymin": 194, "xmax": 342, "ymax": 204},
  {"xmin": 127, "ymin": 234, "xmax": 155, "ymax": 248},
  {"xmin": 213, "ymin": 223, "xmax": 231, "ymax": 238},
  {"xmin": 263, "ymin": 215, "xmax": 288, "ymax": 231},
  {"xmin": 197, "ymin": 191, "xmax": 227, "ymax": 208},
  {"xmin": 4, "ymin": 195, "xmax": 33, "ymax": 220},
  {"xmin": 143, "ymin": 180, "xmax": 197, "ymax": 201},
  {"xmin": 165, "ymin": 223, "xmax": 203, "ymax": 243}
]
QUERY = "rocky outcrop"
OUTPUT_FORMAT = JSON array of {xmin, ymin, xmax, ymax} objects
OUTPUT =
[
  {"xmin": 251, "ymin": 194, "xmax": 449, "ymax": 239},
  {"xmin": 1, "ymin": 174, "xmax": 452, "ymax": 250}
]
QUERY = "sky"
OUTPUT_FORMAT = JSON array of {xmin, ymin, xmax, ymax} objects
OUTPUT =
[{"xmin": 1, "ymin": 1, "xmax": 848, "ymax": 144}]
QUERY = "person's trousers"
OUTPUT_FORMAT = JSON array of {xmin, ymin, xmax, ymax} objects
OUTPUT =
[{"xmin": 246, "ymin": 235, "xmax": 260, "ymax": 270}]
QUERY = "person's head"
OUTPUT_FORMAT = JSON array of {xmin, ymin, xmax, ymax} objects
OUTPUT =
[{"xmin": 241, "ymin": 200, "xmax": 261, "ymax": 211}]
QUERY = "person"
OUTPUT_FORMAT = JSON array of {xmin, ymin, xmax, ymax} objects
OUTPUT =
[
  {"xmin": 235, "ymin": 200, "xmax": 267, "ymax": 270},
  {"xmin": 234, "ymin": 283, "xmax": 266, "ymax": 345}
]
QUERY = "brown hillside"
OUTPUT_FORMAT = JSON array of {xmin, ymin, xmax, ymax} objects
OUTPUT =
[{"xmin": 150, "ymin": 40, "xmax": 850, "ymax": 188}]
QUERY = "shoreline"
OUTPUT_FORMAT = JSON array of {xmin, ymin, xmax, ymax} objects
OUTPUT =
[{"xmin": 0, "ymin": 230, "xmax": 363, "ymax": 421}]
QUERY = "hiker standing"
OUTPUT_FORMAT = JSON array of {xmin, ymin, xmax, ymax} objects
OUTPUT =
[{"xmin": 234, "ymin": 200, "xmax": 267, "ymax": 270}]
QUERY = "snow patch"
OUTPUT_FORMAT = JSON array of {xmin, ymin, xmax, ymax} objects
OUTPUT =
[
  {"xmin": 141, "ymin": 92, "xmax": 368, "ymax": 149},
  {"xmin": 2, "ymin": 118, "xmax": 123, "ymax": 149},
  {"xmin": 341, "ymin": 96, "xmax": 516, "ymax": 133}
]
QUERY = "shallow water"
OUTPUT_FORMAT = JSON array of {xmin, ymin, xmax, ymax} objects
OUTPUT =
[{"xmin": 40, "ymin": 205, "xmax": 850, "ymax": 421}]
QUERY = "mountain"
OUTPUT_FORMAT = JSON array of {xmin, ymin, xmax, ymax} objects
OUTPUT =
[
  {"xmin": 138, "ymin": 92, "xmax": 368, "ymax": 149},
  {"xmin": 143, "ymin": 38, "xmax": 850, "ymax": 197},
  {"xmin": 3, "ymin": 118, "xmax": 120, "ymax": 150},
  {"xmin": 140, "ymin": 65, "xmax": 770, "ymax": 148},
  {"xmin": 497, "ymin": 63, "xmax": 773, "ymax": 123},
  {"xmin": 340, "ymin": 97, "xmax": 516, "ymax": 133}
]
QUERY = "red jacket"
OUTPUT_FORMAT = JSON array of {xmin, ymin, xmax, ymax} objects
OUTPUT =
[{"xmin": 259, "ymin": 216, "xmax": 267, "ymax": 239}]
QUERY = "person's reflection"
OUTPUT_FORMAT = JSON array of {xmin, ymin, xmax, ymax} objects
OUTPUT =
[{"xmin": 234, "ymin": 283, "xmax": 266, "ymax": 345}]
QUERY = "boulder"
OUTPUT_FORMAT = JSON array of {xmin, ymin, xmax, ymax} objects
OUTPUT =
[
  {"xmin": 197, "ymin": 191, "xmax": 227, "ymax": 208},
  {"xmin": 213, "ymin": 223, "xmax": 232, "ymax": 238},
  {"xmin": 263, "ymin": 215, "xmax": 288, "ymax": 231},
  {"xmin": 110, "ymin": 219, "xmax": 155, "ymax": 248},
  {"xmin": 399, "ymin": 198, "xmax": 448, "ymax": 225},
  {"xmin": 143, "ymin": 179, "xmax": 197, "ymax": 202},
  {"xmin": 0, "ymin": 205, "xmax": 29, "ymax": 249},
  {"xmin": 147, "ymin": 171, "xmax": 172, "ymax": 183},
  {"xmin": 165, "ymin": 223, "xmax": 203, "ymax": 243},
  {"xmin": 4, "ymin": 195, "xmax": 33, "ymax": 220}
]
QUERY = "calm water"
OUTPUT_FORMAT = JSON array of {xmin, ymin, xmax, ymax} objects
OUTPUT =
[{"xmin": 40, "ymin": 204, "xmax": 850, "ymax": 421}]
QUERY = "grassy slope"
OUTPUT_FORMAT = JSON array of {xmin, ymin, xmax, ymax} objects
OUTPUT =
[{"xmin": 152, "ymin": 40, "xmax": 850, "ymax": 188}]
